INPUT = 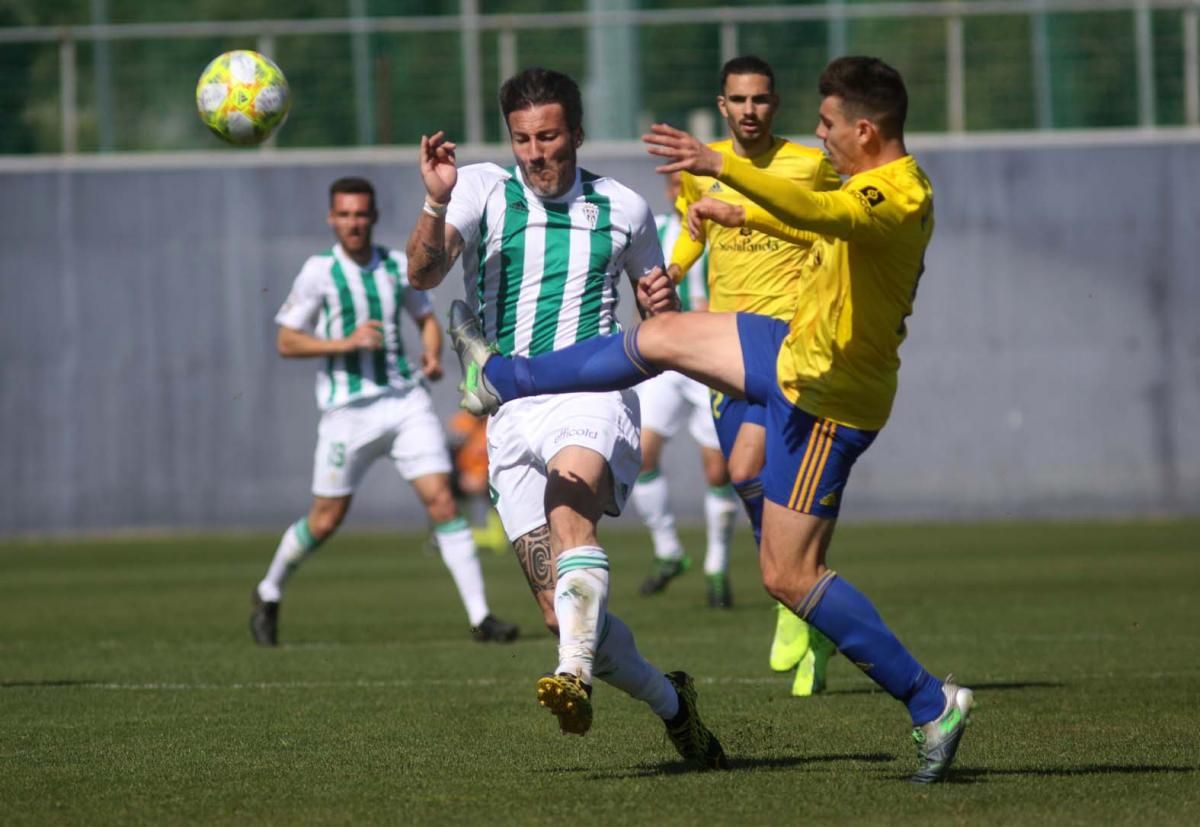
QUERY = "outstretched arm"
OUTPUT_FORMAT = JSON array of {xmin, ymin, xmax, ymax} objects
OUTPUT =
[
  {"xmin": 406, "ymin": 131, "xmax": 466, "ymax": 288},
  {"xmin": 645, "ymin": 123, "xmax": 866, "ymax": 240}
]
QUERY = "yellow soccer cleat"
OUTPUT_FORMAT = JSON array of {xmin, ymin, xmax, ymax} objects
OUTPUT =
[
  {"xmin": 790, "ymin": 627, "xmax": 836, "ymax": 696},
  {"xmin": 769, "ymin": 603, "xmax": 811, "ymax": 672},
  {"xmin": 536, "ymin": 673, "xmax": 593, "ymax": 736}
]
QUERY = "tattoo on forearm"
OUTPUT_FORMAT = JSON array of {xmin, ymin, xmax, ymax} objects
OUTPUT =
[
  {"xmin": 412, "ymin": 242, "xmax": 448, "ymax": 278},
  {"xmin": 514, "ymin": 525, "xmax": 554, "ymax": 596}
]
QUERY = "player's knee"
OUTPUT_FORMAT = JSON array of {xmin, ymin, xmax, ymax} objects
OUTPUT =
[
  {"xmin": 307, "ymin": 509, "xmax": 344, "ymax": 540},
  {"xmin": 424, "ymin": 491, "xmax": 458, "ymax": 524},
  {"xmin": 727, "ymin": 461, "xmax": 760, "ymax": 487}
]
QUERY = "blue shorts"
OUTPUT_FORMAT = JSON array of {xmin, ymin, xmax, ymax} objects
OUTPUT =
[
  {"xmin": 736, "ymin": 313, "xmax": 878, "ymax": 518},
  {"xmin": 708, "ymin": 391, "xmax": 767, "ymax": 460}
]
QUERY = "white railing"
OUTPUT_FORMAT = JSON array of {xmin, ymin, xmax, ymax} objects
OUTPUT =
[{"xmin": 1, "ymin": 0, "xmax": 1197, "ymax": 152}]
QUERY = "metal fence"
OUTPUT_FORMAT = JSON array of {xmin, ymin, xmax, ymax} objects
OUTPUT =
[{"xmin": 0, "ymin": 0, "xmax": 1198, "ymax": 154}]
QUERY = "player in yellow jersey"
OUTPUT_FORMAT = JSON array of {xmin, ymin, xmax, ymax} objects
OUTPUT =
[
  {"xmin": 665, "ymin": 56, "xmax": 842, "ymax": 697},
  {"xmin": 451, "ymin": 56, "xmax": 974, "ymax": 783}
]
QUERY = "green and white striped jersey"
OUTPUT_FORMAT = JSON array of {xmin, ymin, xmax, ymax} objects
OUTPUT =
[
  {"xmin": 446, "ymin": 163, "xmax": 663, "ymax": 357},
  {"xmin": 276, "ymin": 244, "xmax": 432, "ymax": 411},
  {"xmin": 655, "ymin": 211, "xmax": 709, "ymax": 311}
]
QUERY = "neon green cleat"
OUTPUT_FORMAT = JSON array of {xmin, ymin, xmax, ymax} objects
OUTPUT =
[
  {"xmin": 769, "ymin": 603, "xmax": 810, "ymax": 672},
  {"xmin": 536, "ymin": 672, "xmax": 593, "ymax": 736},
  {"xmin": 911, "ymin": 676, "xmax": 975, "ymax": 783},
  {"xmin": 791, "ymin": 627, "xmax": 836, "ymax": 696}
]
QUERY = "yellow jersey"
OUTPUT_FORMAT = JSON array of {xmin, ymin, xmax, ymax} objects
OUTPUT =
[
  {"xmin": 719, "ymin": 154, "xmax": 935, "ymax": 431},
  {"xmin": 671, "ymin": 138, "xmax": 840, "ymax": 320}
]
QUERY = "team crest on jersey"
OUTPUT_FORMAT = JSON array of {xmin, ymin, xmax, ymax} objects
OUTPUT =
[
  {"xmin": 582, "ymin": 202, "xmax": 599, "ymax": 229},
  {"xmin": 739, "ymin": 226, "xmax": 752, "ymax": 237},
  {"xmin": 509, "ymin": 199, "xmax": 528, "ymax": 213},
  {"xmin": 708, "ymin": 182, "xmax": 723, "ymax": 193},
  {"xmin": 857, "ymin": 186, "xmax": 886, "ymax": 209}
]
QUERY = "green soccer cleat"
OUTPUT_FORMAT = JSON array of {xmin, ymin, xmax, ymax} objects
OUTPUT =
[
  {"xmin": 769, "ymin": 603, "xmax": 810, "ymax": 672},
  {"xmin": 911, "ymin": 676, "xmax": 975, "ymax": 783},
  {"xmin": 639, "ymin": 555, "xmax": 691, "ymax": 596},
  {"xmin": 791, "ymin": 627, "xmax": 836, "ymax": 696},
  {"xmin": 536, "ymin": 672, "xmax": 593, "ymax": 736},
  {"xmin": 706, "ymin": 572, "xmax": 733, "ymax": 609},
  {"xmin": 448, "ymin": 300, "xmax": 502, "ymax": 416},
  {"xmin": 663, "ymin": 671, "xmax": 729, "ymax": 770}
]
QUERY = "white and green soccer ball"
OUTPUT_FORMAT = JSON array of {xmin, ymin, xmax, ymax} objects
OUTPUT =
[{"xmin": 195, "ymin": 50, "xmax": 291, "ymax": 146}]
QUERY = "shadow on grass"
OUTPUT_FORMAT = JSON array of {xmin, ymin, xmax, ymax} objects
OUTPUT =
[
  {"xmin": 954, "ymin": 764, "xmax": 1199, "ymax": 781},
  {"xmin": 819, "ymin": 680, "xmax": 1065, "ymax": 698},
  {"xmin": 1, "ymin": 679, "xmax": 95, "ymax": 689},
  {"xmin": 586, "ymin": 752, "xmax": 896, "ymax": 779}
]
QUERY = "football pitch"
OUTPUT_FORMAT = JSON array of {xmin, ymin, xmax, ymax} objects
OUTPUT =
[{"xmin": 2, "ymin": 521, "xmax": 1197, "ymax": 825}]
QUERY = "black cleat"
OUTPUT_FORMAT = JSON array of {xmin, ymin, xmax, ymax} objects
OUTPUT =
[
  {"xmin": 250, "ymin": 590, "xmax": 279, "ymax": 647},
  {"xmin": 664, "ymin": 671, "xmax": 729, "ymax": 770},
  {"xmin": 706, "ymin": 572, "xmax": 733, "ymax": 609},
  {"xmin": 471, "ymin": 614, "xmax": 519, "ymax": 643},
  {"xmin": 639, "ymin": 556, "xmax": 691, "ymax": 595}
]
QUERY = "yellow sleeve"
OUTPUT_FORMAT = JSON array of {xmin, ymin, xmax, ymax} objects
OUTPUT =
[
  {"xmin": 717, "ymin": 157, "xmax": 895, "ymax": 241},
  {"xmin": 669, "ymin": 230, "xmax": 705, "ymax": 280},
  {"xmin": 741, "ymin": 205, "xmax": 822, "ymax": 246},
  {"xmin": 814, "ymin": 156, "xmax": 843, "ymax": 192}
]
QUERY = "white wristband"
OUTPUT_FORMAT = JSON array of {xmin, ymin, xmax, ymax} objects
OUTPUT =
[{"xmin": 423, "ymin": 198, "xmax": 448, "ymax": 218}]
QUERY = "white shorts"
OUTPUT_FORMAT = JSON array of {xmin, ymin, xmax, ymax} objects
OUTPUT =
[
  {"xmin": 312, "ymin": 387, "xmax": 451, "ymax": 497},
  {"xmin": 486, "ymin": 390, "xmax": 642, "ymax": 541},
  {"xmin": 635, "ymin": 371, "xmax": 720, "ymax": 450}
]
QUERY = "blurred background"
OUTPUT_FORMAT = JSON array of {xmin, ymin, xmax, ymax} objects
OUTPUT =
[{"xmin": 1, "ymin": 0, "xmax": 1198, "ymax": 536}]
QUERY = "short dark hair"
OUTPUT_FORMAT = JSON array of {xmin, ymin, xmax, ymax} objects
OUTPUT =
[
  {"xmin": 720, "ymin": 55, "xmax": 775, "ymax": 93},
  {"xmin": 329, "ymin": 176, "xmax": 376, "ymax": 210},
  {"xmin": 818, "ymin": 56, "xmax": 908, "ymax": 139},
  {"xmin": 499, "ymin": 68, "xmax": 584, "ymax": 133}
]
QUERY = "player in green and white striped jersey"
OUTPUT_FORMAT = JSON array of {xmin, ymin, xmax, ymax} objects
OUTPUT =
[
  {"xmin": 250, "ymin": 177, "xmax": 518, "ymax": 648},
  {"xmin": 632, "ymin": 171, "xmax": 740, "ymax": 609},
  {"xmin": 406, "ymin": 69, "xmax": 726, "ymax": 769}
]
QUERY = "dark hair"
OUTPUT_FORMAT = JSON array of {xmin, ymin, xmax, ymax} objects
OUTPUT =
[
  {"xmin": 720, "ymin": 55, "xmax": 775, "ymax": 93},
  {"xmin": 329, "ymin": 176, "xmax": 376, "ymax": 210},
  {"xmin": 499, "ymin": 68, "xmax": 584, "ymax": 133},
  {"xmin": 818, "ymin": 56, "xmax": 908, "ymax": 139}
]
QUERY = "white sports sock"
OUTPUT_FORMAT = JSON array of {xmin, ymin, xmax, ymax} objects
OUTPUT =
[
  {"xmin": 434, "ymin": 517, "xmax": 490, "ymax": 627},
  {"xmin": 630, "ymin": 471, "xmax": 684, "ymax": 561},
  {"xmin": 257, "ymin": 517, "xmax": 322, "ymax": 603},
  {"xmin": 594, "ymin": 612, "xmax": 680, "ymax": 720},
  {"xmin": 554, "ymin": 546, "xmax": 610, "ymax": 685},
  {"xmin": 703, "ymin": 485, "xmax": 738, "ymax": 576}
]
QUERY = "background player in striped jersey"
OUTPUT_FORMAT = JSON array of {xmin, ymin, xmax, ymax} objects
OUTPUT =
[
  {"xmin": 667, "ymin": 56, "xmax": 844, "ymax": 696},
  {"xmin": 250, "ymin": 177, "xmax": 518, "ymax": 647},
  {"xmin": 406, "ymin": 68, "xmax": 726, "ymax": 769},
  {"xmin": 632, "ymin": 171, "xmax": 739, "ymax": 608}
]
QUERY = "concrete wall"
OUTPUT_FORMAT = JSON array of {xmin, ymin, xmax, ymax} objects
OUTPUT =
[{"xmin": 2, "ymin": 137, "xmax": 1197, "ymax": 536}]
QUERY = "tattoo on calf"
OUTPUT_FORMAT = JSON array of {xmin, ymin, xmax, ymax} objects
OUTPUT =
[{"xmin": 514, "ymin": 525, "xmax": 554, "ymax": 596}]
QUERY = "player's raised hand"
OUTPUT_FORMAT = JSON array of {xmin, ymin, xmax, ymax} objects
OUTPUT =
[
  {"xmin": 419, "ymin": 131, "xmax": 458, "ymax": 205},
  {"xmin": 636, "ymin": 267, "xmax": 681, "ymax": 315},
  {"xmin": 687, "ymin": 196, "xmax": 746, "ymax": 240},
  {"xmin": 346, "ymin": 320, "xmax": 384, "ymax": 351},
  {"xmin": 643, "ymin": 124, "xmax": 723, "ymax": 177}
]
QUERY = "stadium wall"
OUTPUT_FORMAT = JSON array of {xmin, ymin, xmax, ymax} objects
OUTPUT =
[{"xmin": 2, "ymin": 135, "xmax": 1197, "ymax": 536}]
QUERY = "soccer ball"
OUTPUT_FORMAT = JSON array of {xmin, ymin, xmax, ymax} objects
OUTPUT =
[{"xmin": 195, "ymin": 50, "xmax": 291, "ymax": 146}]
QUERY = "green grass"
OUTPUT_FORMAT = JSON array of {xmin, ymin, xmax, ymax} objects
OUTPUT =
[{"xmin": 2, "ymin": 521, "xmax": 1198, "ymax": 825}]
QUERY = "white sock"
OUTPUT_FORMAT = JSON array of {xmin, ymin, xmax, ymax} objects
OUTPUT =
[
  {"xmin": 554, "ymin": 546, "xmax": 610, "ymax": 685},
  {"xmin": 257, "ymin": 518, "xmax": 322, "ymax": 603},
  {"xmin": 630, "ymin": 471, "xmax": 684, "ymax": 561},
  {"xmin": 594, "ymin": 612, "xmax": 680, "ymax": 719},
  {"xmin": 703, "ymin": 485, "xmax": 738, "ymax": 576},
  {"xmin": 434, "ymin": 517, "xmax": 490, "ymax": 627}
]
